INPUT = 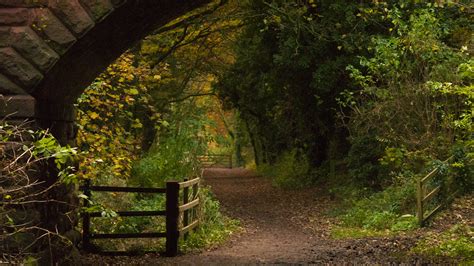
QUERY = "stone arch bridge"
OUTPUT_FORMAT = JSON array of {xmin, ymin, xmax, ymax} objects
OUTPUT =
[
  {"xmin": 0, "ymin": 1, "xmax": 210, "ymax": 259},
  {"xmin": 0, "ymin": 0, "xmax": 210, "ymax": 143}
]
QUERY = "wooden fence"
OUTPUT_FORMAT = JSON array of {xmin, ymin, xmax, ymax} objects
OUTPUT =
[
  {"xmin": 416, "ymin": 156, "xmax": 455, "ymax": 227},
  {"xmin": 81, "ymin": 177, "xmax": 200, "ymax": 256},
  {"xmin": 197, "ymin": 154, "xmax": 233, "ymax": 168}
]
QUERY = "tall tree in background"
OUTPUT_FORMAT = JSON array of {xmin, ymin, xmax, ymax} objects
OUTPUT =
[
  {"xmin": 216, "ymin": 0, "xmax": 380, "ymax": 166},
  {"xmin": 215, "ymin": 0, "xmax": 472, "ymax": 188}
]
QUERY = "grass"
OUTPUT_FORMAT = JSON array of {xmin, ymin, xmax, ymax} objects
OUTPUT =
[
  {"xmin": 180, "ymin": 217, "xmax": 241, "ymax": 252},
  {"xmin": 326, "ymin": 179, "xmax": 420, "ymax": 239},
  {"xmin": 180, "ymin": 186, "xmax": 241, "ymax": 251},
  {"xmin": 411, "ymin": 223, "xmax": 474, "ymax": 263}
]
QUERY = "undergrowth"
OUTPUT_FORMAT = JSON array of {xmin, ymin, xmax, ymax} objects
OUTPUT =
[
  {"xmin": 330, "ymin": 183, "xmax": 419, "ymax": 238},
  {"xmin": 257, "ymin": 149, "xmax": 311, "ymax": 189},
  {"xmin": 411, "ymin": 223, "xmax": 474, "ymax": 263},
  {"xmin": 180, "ymin": 187, "xmax": 241, "ymax": 251}
]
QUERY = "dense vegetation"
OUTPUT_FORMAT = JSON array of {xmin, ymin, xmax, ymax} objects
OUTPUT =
[
  {"xmin": 0, "ymin": 122, "xmax": 78, "ymax": 263},
  {"xmin": 1, "ymin": 0, "xmax": 472, "ymax": 263},
  {"xmin": 217, "ymin": 0, "xmax": 472, "ymax": 187},
  {"xmin": 214, "ymin": 0, "xmax": 473, "ymax": 258}
]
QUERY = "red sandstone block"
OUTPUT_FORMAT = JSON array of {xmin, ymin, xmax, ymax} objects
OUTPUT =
[
  {"xmin": 30, "ymin": 8, "xmax": 77, "ymax": 55},
  {"xmin": 79, "ymin": 0, "xmax": 114, "ymax": 21},
  {"xmin": 0, "ymin": 94, "xmax": 36, "ymax": 118},
  {"xmin": 0, "ymin": 47, "xmax": 43, "ymax": 91},
  {"xmin": 48, "ymin": 0, "xmax": 94, "ymax": 37},
  {"xmin": 0, "ymin": 8, "xmax": 29, "ymax": 25},
  {"xmin": 0, "ymin": 72, "xmax": 25, "ymax": 95},
  {"xmin": 10, "ymin": 26, "xmax": 59, "ymax": 72},
  {"xmin": 0, "ymin": 0, "xmax": 48, "ymax": 7}
]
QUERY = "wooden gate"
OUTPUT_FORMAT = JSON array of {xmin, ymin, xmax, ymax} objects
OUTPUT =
[
  {"xmin": 81, "ymin": 177, "xmax": 200, "ymax": 256},
  {"xmin": 197, "ymin": 154, "xmax": 233, "ymax": 168},
  {"xmin": 416, "ymin": 156, "xmax": 459, "ymax": 226}
]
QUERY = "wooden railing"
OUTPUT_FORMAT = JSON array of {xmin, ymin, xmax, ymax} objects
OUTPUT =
[
  {"xmin": 81, "ymin": 177, "xmax": 200, "ymax": 256},
  {"xmin": 416, "ymin": 156, "xmax": 454, "ymax": 227},
  {"xmin": 197, "ymin": 154, "xmax": 233, "ymax": 168}
]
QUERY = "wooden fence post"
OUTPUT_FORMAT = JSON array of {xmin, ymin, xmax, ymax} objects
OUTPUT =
[
  {"xmin": 166, "ymin": 181, "xmax": 180, "ymax": 256},
  {"xmin": 192, "ymin": 181, "xmax": 199, "ymax": 228},
  {"xmin": 82, "ymin": 179, "xmax": 91, "ymax": 251},
  {"xmin": 183, "ymin": 178, "xmax": 189, "ymax": 240}
]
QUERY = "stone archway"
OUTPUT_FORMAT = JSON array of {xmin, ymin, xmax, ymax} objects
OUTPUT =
[
  {"xmin": 0, "ymin": 0, "xmax": 210, "ymax": 261},
  {"xmin": 0, "ymin": 0, "xmax": 210, "ymax": 143}
]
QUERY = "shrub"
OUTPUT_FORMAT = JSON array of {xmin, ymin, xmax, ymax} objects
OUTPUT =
[
  {"xmin": 180, "ymin": 187, "xmax": 240, "ymax": 251},
  {"xmin": 1, "ymin": 121, "xmax": 78, "ymax": 263},
  {"xmin": 338, "ymin": 183, "xmax": 417, "ymax": 232},
  {"xmin": 346, "ymin": 134, "xmax": 388, "ymax": 190},
  {"xmin": 258, "ymin": 149, "xmax": 311, "ymax": 189}
]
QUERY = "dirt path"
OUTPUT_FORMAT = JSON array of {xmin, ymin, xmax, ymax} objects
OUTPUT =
[
  {"xmin": 82, "ymin": 168, "xmax": 467, "ymax": 264},
  {"xmin": 169, "ymin": 168, "xmax": 330, "ymax": 264}
]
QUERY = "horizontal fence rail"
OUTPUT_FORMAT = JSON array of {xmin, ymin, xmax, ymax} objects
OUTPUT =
[
  {"xmin": 197, "ymin": 154, "xmax": 233, "ymax": 168},
  {"xmin": 81, "ymin": 177, "xmax": 201, "ymax": 256}
]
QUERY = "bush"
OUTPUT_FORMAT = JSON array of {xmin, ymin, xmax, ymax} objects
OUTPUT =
[
  {"xmin": 1, "ymin": 122, "xmax": 78, "ymax": 263},
  {"xmin": 347, "ymin": 134, "xmax": 388, "ymax": 190},
  {"xmin": 180, "ymin": 187, "xmax": 240, "ymax": 251},
  {"xmin": 258, "ymin": 149, "xmax": 311, "ymax": 189},
  {"xmin": 336, "ymin": 182, "xmax": 418, "ymax": 234}
]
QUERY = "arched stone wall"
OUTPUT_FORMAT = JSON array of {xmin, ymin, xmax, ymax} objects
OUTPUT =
[
  {"xmin": 0, "ymin": 0, "xmax": 210, "ymax": 143},
  {"xmin": 0, "ymin": 1, "xmax": 210, "ymax": 260}
]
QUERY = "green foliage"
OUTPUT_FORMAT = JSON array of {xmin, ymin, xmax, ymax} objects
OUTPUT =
[
  {"xmin": 130, "ymin": 100, "xmax": 212, "ymax": 187},
  {"xmin": 1, "ymin": 122, "xmax": 78, "ymax": 262},
  {"xmin": 344, "ymin": 4, "xmax": 472, "ymax": 156},
  {"xmin": 217, "ymin": 0, "xmax": 375, "ymax": 169},
  {"xmin": 346, "ymin": 134, "xmax": 388, "ymax": 189},
  {"xmin": 257, "ymin": 149, "xmax": 311, "ymax": 189},
  {"xmin": 76, "ymin": 2, "xmax": 242, "ymax": 253},
  {"xmin": 180, "ymin": 188, "xmax": 240, "ymax": 251},
  {"xmin": 332, "ymin": 213, "xmax": 418, "ymax": 239},
  {"xmin": 337, "ymin": 183, "xmax": 417, "ymax": 233},
  {"xmin": 412, "ymin": 223, "xmax": 474, "ymax": 262},
  {"xmin": 27, "ymin": 131, "xmax": 78, "ymax": 184}
]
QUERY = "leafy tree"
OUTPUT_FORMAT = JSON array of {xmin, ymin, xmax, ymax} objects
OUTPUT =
[
  {"xmin": 342, "ymin": 2, "xmax": 473, "ymax": 187},
  {"xmin": 216, "ymin": 0, "xmax": 383, "ymax": 168}
]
